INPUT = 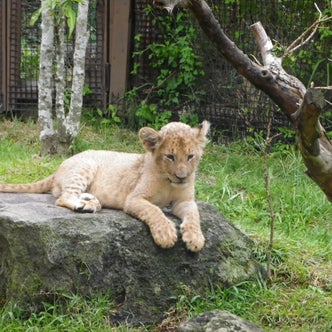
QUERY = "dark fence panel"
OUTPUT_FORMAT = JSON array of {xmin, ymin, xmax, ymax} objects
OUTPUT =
[
  {"xmin": 83, "ymin": 0, "xmax": 106, "ymax": 110},
  {"xmin": 12, "ymin": 0, "xmax": 39, "ymax": 115},
  {"xmin": 0, "ymin": 0, "xmax": 106, "ymax": 116},
  {"xmin": 193, "ymin": 0, "xmax": 329, "ymax": 138},
  {"xmin": 130, "ymin": 1, "xmax": 331, "ymax": 139}
]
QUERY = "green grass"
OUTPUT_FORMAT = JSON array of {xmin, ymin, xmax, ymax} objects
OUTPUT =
[
  {"xmin": 0, "ymin": 119, "xmax": 331, "ymax": 331},
  {"xmin": 0, "ymin": 293, "xmax": 115, "ymax": 332},
  {"xmin": 194, "ymin": 142, "xmax": 332, "ymax": 331}
]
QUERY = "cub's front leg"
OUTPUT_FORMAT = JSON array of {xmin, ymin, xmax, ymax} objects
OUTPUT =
[
  {"xmin": 172, "ymin": 200, "xmax": 205, "ymax": 252},
  {"xmin": 124, "ymin": 197, "xmax": 178, "ymax": 249}
]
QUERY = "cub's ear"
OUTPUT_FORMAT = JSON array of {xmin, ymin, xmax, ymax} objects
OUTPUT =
[
  {"xmin": 139, "ymin": 127, "xmax": 161, "ymax": 152},
  {"xmin": 194, "ymin": 120, "xmax": 210, "ymax": 147}
]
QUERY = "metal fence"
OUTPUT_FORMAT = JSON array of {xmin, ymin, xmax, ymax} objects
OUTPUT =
[
  {"xmin": 0, "ymin": 0, "xmax": 331, "ymax": 139},
  {"xmin": 0, "ymin": 0, "xmax": 106, "ymax": 116},
  {"xmin": 131, "ymin": 0, "xmax": 331, "ymax": 138}
]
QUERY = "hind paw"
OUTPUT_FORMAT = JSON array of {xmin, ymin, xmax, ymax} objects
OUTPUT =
[{"xmin": 74, "ymin": 193, "xmax": 102, "ymax": 213}]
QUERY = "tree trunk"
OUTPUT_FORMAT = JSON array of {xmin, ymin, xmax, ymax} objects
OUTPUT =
[
  {"xmin": 37, "ymin": 0, "xmax": 90, "ymax": 155},
  {"xmin": 293, "ymin": 89, "xmax": 332, "ymax": 202},
  {"xmin": 156, "ymin": 0, "xmax": 332, "ymax": 201},
  {"xmin": 66, "ymin": 0, "xmax": 90, "ymax": 138},
  {"xmin": 54, "ymin": 15, "xmax": 67, "ymax": 139},
  {"xmin": 38, "ymin": 1, "xmax": 57, "ymax": 155}
]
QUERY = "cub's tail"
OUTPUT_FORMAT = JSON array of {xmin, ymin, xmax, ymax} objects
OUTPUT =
[{"xmin": 0, "ymin": 175, "xmax": 54, "ymax": 194}]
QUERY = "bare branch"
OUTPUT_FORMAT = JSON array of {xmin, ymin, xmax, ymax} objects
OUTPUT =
[
  {"xmin": 282, "ymin": 5, "xmax": 332, "ymax": 60},
  {"xmin": 313, "ymin": 86, "xmax": 332, "ymax": 90}
]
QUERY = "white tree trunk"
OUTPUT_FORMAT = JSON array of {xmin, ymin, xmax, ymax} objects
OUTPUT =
[
  {"xmin": 66, "ymin": 0, "xmax": 90, "ymax": 138},
  {"xmin": 38, "ymin": 0, "xmax": 56, "ymax": 153},
  {"xmin": 37, "ymin": 0, "xmax": 90, "ymax": 155},
  {"xmin": 54, "ymin": 15, "xmax": 67, "ymax": 139}
]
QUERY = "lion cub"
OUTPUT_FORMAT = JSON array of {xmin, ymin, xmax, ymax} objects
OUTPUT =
[{"xmin": 0, "ymin": 121, "xmax": 210, "ymax": 252}]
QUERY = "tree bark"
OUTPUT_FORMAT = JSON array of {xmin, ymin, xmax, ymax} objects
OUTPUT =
[
  {"xmin": 156, "ymin": 0, "xmax": 332, "ymax": 201},
  {"xmin": 293, "ymin": 89, "xmax": 332, "ymax": 201},
  {"xmin": 67, "ymin": 0, "xmax": 90, "ymax": 138},
  {"xmin": 54, "ymin": 15, "xmax": 67, "ymax": 139},
  {"xmin": 38, "ymin": 1, "xmax": 57, "ymax": 155},
  {"xmin": 37, "ymin": 0, "xmax": 90, "ymax": 155}
]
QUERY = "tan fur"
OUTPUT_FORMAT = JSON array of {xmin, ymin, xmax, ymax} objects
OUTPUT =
[{"xmin": 0, "ymin": 121, "xmax": 210, "ymax": 252}]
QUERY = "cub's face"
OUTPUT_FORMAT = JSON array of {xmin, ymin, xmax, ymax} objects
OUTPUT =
[
  {"xmin": 155, "ymin": 134, "xmax": 201, "ymax": 186},
  {"xmin": 139, "ymin": 121, "xmax": 210, "ymax": 187}
]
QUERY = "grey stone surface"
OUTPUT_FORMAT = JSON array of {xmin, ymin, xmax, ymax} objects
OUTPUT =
[
  {"xmin": 0, "ymin": 193, "xmax": 265, "ymax": 324},
  {"xmin": 177, "ymin": 310, "xmax": 265, "ymax": 332}
]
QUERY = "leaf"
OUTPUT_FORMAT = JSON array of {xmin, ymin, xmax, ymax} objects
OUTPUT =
[
  {"xmin": 134, "ymin": 34, "xmax": 142, "ymax": 42},
  {"xmin": 65, "ymin": 5, "xmax": 77, "ymax": 38},
  {"xmin": 30, "ymin": 7, "xmax": 42, "ymax": 26},
  {"xmin": 97, "ymin": 108, "xmax": 103, "ymax": 117}
]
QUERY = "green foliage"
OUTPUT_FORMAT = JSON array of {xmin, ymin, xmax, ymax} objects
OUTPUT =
[
  {"xmin": 81, "ymin": 106, "xmax": 122, "ymax": 134},
  {"xmin": 30, "ymin": 0, "xmax": 83, "ymax": 38},
  {"xmin": 104, "ymin": 104, "xmax": 122, "ymax": 125},
  {"xmin": 179, "ymin": 109, "xmax": 200, "ymax": 126},
  {"xmin": 173, "ymin": 281, "xmax": 267, "ymax": 321},
  {"xmin": 63, "ymin": 85, "xmax": 92, "ymax": 112},
  {"xmin": 126, "ymin": 7, "xmax": 205, "ymax": 129},
  {"xmin": 20, "ymin": 44, "xmax": 40, "ymax": 80},
  {"xmin": 133, "ymin": 100, "xmax": 172, "ymax": 129}
]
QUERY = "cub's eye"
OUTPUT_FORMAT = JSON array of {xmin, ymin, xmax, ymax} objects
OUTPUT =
[
  {"xmin": 165, "ymin": 154, "xmax": 175, "ymax": 161},
  {"xmin": 188, "ymin": 154, "xmax": 195, "ymax": 161}
]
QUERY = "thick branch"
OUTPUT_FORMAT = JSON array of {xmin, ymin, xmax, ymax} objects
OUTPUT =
[
  {"xmin": 293, "ymin": 89, "xmax": 325, "ymax": 154},
  {"xmin": 294, "ymin": 89, "xmax": 332, "ymax": 201}
]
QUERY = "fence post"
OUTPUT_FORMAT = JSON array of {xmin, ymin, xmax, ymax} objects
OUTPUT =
[
  {"xmin": 0, "ymin": 1, "xmax": 8, "ymax": 113},
  {"xmin": 107, "ymin": 0, "xmax": 132, "ymax": 103}
]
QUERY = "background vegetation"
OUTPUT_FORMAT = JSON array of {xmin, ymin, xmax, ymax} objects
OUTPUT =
[
  {"xmin": 0, "ymin": 118, "xmax": 331, "ymax": 331},
  {"xmin": 123, "ymin": 0, "xmax": 332, "ymax": 137}
]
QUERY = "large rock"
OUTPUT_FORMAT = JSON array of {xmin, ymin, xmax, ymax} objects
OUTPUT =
[{"xmin": 0, "ymin": 193, "xmax": 265, "ymax": 324}]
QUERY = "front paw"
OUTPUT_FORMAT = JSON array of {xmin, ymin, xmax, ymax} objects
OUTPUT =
[
  {"xmin": 181, "ymin": 223, "xmax": 205, "ymax": 252},
  {"xmin": 150, "ymin": 219, "xmax": 177, "ymax": 249},
  {"xmin": 74, "ymin": 193, "xmax": 102, "ymax": 213}
]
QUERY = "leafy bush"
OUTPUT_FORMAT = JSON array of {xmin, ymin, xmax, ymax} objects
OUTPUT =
[{"xmin": 126, "ymin": 7, "xmax": 205, "ymax": 129}]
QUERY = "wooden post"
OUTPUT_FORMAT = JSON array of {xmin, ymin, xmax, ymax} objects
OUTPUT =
[
  {"xmin": 0, "ymin": 1, "xmax": 8, "ymax": 113},
  {"xmin": 107, "ymin": 0, "xmax": 131, "ymax": 102}
]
